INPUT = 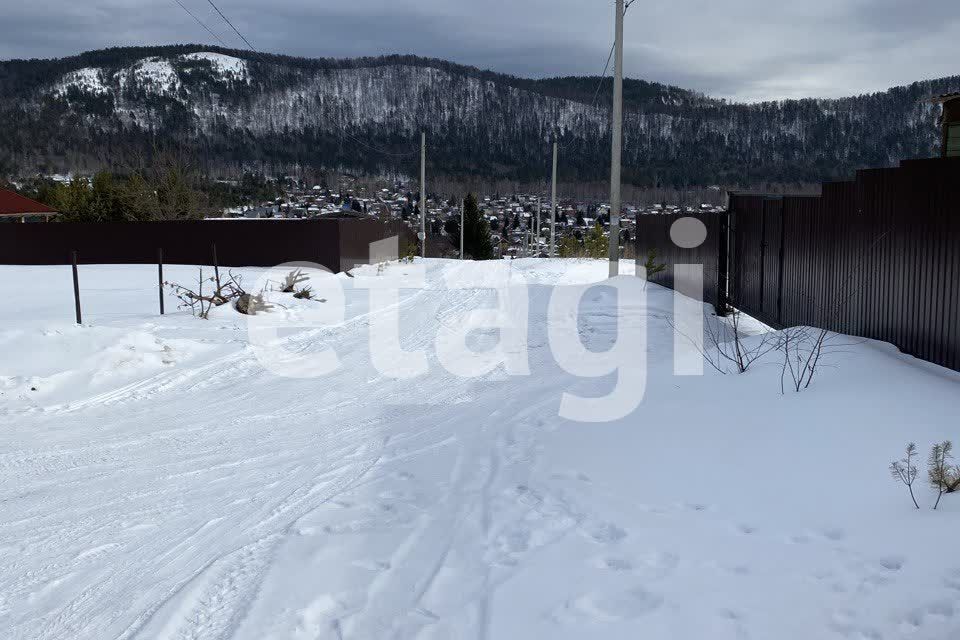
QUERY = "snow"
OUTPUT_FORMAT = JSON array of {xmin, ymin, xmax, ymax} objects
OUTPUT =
[
  {"xmin": 127, "ymin": 57, "xmax": 179, "ymax": 94},
  {"xmin": 1, "ymin": 259, "xmax": 958, "ymax": 640},
  {"xmin": 53, "ymin": 67, "xmax": 108, "ymax": 96},
  {"xmin": 181, "ymin": 52, "xmax": 249, "ymax": 79},
  {"xmin": 52, "ymin": 53, "xmax": 248, "ymax": 104}
]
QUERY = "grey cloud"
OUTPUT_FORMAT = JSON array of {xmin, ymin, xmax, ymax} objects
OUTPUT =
[{"xmin": 1, "ymin": 0, "xmax": 957, "ymax": 102}]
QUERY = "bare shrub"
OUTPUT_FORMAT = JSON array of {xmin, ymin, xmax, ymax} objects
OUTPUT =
[
  {"xmin": 778, "ymin": 326, "xmax": 830, "ymax": 393},
  {"xmin": 703, "ymin": 308, "xmax": 779, "ymax": 374},
  {"xmin": 166, "ymin": 268, "xmax": 247, "ymax": 319}
]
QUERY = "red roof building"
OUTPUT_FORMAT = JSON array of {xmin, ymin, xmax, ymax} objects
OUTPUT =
[{"xmin": 0, "ymin": 188, "xmax": 58, "ymax": 221}]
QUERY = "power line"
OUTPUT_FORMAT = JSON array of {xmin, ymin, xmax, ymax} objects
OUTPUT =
[
  {"xmin": 557, "ymin": 0, "xmax": 637, "ymax": 150},
  {"xmin": 197, "ymin": 0, "xmax": 420, "ymax": 159},
  {"xmin": 170, "ymin": 0, "xmax": 230, "ymax": 48},
  {"xmin": 589, "ymin": 42, "xmax": 617, "ymax": 108},
  {"xmin": 554, "ymin": 42, "xmax": 614, "ymax": 151},
  {"xmin": 337, "ymin": 129, "xmax": 423, "ymax": 158},
  {"xmin": 204, "ymin": 0, "xmax": 257, "ymax": 52}
]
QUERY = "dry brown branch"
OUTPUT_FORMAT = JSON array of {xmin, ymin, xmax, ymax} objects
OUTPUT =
[{"xmin": 165, "ymin": 268, "xmax": 249, "ymax": 319}]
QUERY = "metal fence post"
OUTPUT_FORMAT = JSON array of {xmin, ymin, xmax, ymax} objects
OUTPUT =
[
  {"xmin": 212, "ymin": 243, "xmax": 220, "ymax": 288},
  {"xmin": 158, "ymin": 248, "xmax": 165, "ymax": 315},
  {"xmin": 71, "ymin": 250, "xmax": 82, "ymax": 325}
]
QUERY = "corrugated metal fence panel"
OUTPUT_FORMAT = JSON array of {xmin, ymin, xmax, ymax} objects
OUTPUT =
[
  {"xmin": 0, "ymin": 219, "xmax": 408, "ymax": 273},
  {"xmin": 337, "ymin": 219, "xmax": 417, "ymax": 270},
  {"xmin": 760, "ymin": 198, "xmax": 783, "ymax": 324},
  {"xmin": 0, "ymin": 220, "xmax": 341, "ymax": 270},
  {"xmin": 634, "ymin": 211, "xmax": 727, "ymax": 309},
  {"xmin": 728, "ymin": 194, "xmax": 767, "ymax": 323},
  {"xmin": 730, "ymin": 156, "xmax": 960, "ymax": 372}
]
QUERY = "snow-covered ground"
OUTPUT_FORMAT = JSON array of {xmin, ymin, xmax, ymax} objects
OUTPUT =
[{"xmin": 1, "ymin": 259, "xmax": 958, "ymax": 640}]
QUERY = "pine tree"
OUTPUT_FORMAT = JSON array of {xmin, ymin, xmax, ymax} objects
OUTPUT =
[
  {"xmin": 928, "ymin": 441, "xmax": 954, "ymax": 510},
  {"xmin": 461, "ymin": 192, "xmax": 493, "ymax": 260}
]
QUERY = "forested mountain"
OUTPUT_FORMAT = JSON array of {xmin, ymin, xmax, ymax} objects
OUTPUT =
[{"xmin": 0, "ymin": 45, "xmax": 956, "ymax": 187}]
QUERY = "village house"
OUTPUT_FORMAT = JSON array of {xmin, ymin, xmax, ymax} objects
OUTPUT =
[{"xmin": 0, "ymin": 188, "xmax": 58, "ymax": 223}]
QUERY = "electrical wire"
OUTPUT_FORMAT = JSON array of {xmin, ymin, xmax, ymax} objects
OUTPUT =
[
  {"xmin": 556, "ymin": 0, "xmax": 636, "ymax": 151},
  {"xmin": 204, "ymin": 0, "xmax": 257, "ymax": 52},
  {"xmin": 170, "ymin": 0, "xmax": 231, "ymax": 48},
  {"xmin": 195, "ymin": 0, "xmax": 421, "ymax": 158}
]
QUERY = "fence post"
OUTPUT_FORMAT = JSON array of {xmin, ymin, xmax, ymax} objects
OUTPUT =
[
  {"xmin": 158, "ymin": 248, "xmax": 165, "ymax": 315},
  {"xmin": 71, "ymin": 250, "xmax": 82, "ymax": 325},
  {"xmin": 717, "ymin": 212, "xmax": 730, "ymax": 316},
  {"xmin": 211, "ymin": 242, "xmax": 220, "ymax": 289}
]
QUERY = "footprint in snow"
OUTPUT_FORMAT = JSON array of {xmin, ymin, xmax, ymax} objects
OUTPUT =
[
  {"xmin": 820, "ymin": 527, "xmax": 846, "ymax": 541},
  {"xmin": 720, "ymin": 608, "xmax": 746, "ymax": 622},
  {"xmin": 827, "ymin": 609, "xmax": 883, "ymax": 640},
  {"xmin": 593, "ymin": 556, "xmax": 633, "ymax": 571},
  {"xmin": 555, "ymin": 587, "xmax": 663, "ymax": 623},
  {"xmin": 943, "ymin": 568, "xmax": 960, "ymax": 592},
  {"xmin": 705, "ymin": 560, "xmax": 751, "ymax": 576},
  {"xmin": 876, "ymin": 555, "xmax": 904, "ymax": 572},
  {"xmin": 580, "ymin": 521, "xmax": 627, "ymax": 545},
  {"xmin": 351, "ymin": 558, "xmax": 391, "ymax": 572},
  {"xmin": 633, "ymin": 551, "xmax": 679, "ymax": 579}
]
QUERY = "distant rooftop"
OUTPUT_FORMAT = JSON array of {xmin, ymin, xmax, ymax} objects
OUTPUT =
[{"xmin": 0, "ymin": 188, "xmax": 58, "ymax": 217}]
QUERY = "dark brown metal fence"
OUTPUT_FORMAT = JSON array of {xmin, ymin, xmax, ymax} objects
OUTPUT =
[
  {"xmin": 0, "ymin": 218, "xmax": 414, "ymax": 273},
  {"xmin": 634, "ymin": 210, "xmax": 728, "ymax": 310},
  {"xmin": 729, "ymin": 156, "xmax": 960, "ymax": 371}
]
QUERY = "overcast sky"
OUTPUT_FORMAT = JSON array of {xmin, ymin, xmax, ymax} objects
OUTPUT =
[{"xmin": 2, "ymin": 0, "xmax": 958, "ymax": 102}]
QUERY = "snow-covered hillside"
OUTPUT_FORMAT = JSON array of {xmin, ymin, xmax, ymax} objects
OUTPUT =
[
  {"xmin": 0, "ymin": 259, "xmax": 958, "ymax": 640},
  {"xmin": 4, "ymin": 45, "xmax": 956, "ymax": 183}
]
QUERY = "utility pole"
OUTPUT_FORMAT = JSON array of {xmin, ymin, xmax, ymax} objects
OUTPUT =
[
  {"xmin": 534, "ymin": 196, "xmax": 540, "ymax": 257},
  {"xmin": 420, "ymin": 131, "xmax": 426, "ymax": 258},
  {"xmin": 551, "ymin": 141, "xmax": 558, "ymax": 257},
  {"xmin": 460, "ymin": 198, "xmax": 465, "ymax": 260},
  {"xmin": 607, "ymin": 0, "xmax": 624, "ymax": 277}
]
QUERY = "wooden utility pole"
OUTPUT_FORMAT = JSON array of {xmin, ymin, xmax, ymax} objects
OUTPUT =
[
  {"xmin": 607, "ymin": 0, "xmax": 625, "ymax": 276},
  {"xmin": 420, "ymin": 132, "xmax": 427, "ymax": 258},
  {"xmin": 551, "ymin": 141, "xmax": 558, "ymax": 257}
]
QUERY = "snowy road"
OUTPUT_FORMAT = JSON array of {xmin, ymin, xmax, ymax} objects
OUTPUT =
[{"xmin": 1, "ymin": 259, "xmax": 959, "ymax": 640}]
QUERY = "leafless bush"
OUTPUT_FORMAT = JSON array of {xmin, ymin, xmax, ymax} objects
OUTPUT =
[
  {"xmin": 701, "ymin": 308, "xmax": 779, "ymax": 374},
  {"xmin": 778, "ymin": 326, "xmax": 830, "ymax": 393},
  {"xmin": 165, "ymin": 268, "xmax": 247, "ymax": 319},
  {"xmin": 890, "ymin": 442, "xmax": 920, "ymax": 509}
]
